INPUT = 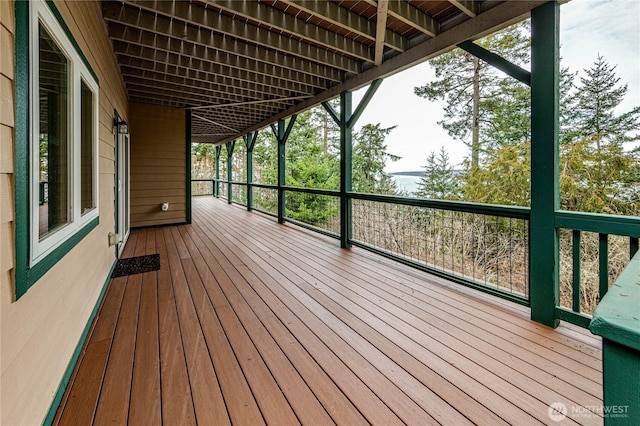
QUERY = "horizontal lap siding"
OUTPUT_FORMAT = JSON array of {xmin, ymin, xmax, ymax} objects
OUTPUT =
[
  {"xmin": 129, "ymin": 102, "xmax": 187, "ymax": 228},
  {"xmin": 0, "ymin": 1, "xmax": 128, "ymax": 424}
]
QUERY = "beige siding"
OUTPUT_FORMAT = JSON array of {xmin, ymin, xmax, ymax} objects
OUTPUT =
[
  {"xmin": 129, "ymin": 102, "xmax": 187, "ymax": 228},
  {"xmin": 0, "ymin": 1, "xmax": 129, "ymax": 424}
]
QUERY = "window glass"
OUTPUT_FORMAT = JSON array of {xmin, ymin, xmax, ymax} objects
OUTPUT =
[
  {"xmin": 38, "ymin": 22, "xmax": 69, "ymax": 239},
  {"xmin": 80, "ymin": 80, "xmax": 95, "ymax": 214}
]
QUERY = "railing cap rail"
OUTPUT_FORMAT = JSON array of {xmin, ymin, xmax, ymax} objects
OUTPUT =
[{"xmin": 590, "ymin": 251, "xmax": 640, "ymax": 351}]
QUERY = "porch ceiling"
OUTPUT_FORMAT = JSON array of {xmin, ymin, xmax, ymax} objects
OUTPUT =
[{"xmin": 102, "ymin": 0, "xmax": 545, "ymax": 144}]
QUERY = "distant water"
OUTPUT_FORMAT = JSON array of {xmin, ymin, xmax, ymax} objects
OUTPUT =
[{"xmin": 392, "ymin": 175, "xmax": 422, "ymax": 195}]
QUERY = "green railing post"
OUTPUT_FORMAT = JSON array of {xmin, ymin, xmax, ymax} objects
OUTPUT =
[
  {"xmin": 530, "ymin": 1, "xmax": 560, "ymax": 328},
  {"xmin": 339, "ymin": 91, "xmax": 353, "ymax": 248},
  {"xmin": 271, "ymin": 117, "xmax": 297, "ymax": 224},
  {"xmin": 245, "ymin": 132, "xmax": 257, "ymax": 211},
  {"xmin": 214, "ymin": 145, "xmax": 221, "ymax": 197},
  {"xmin": 226, "ymin": 141, "xmax": 235, "ymax": 204},
  {"xmin": 323, "ymin": 79, "xmax": 383, "ymax": 249}
]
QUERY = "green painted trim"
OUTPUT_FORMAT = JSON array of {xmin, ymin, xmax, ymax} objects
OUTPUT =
[
  {"xmin": 339, "ymin": 90, "xmax": 353, "ymax": 249},
  {"xmin": 14, "ymin": 0, "xmax": 102, "ymax": 299},
  {"xmin": 348, "ymin": 78, "xmax": 383, "ymax": 128},
  {"xmin": 44, "ymin": 0, "xmax": 99, "ymax": 84},
  {"xmin": 457, "ymin": 41, "xmax": 531, "ymax": 86},
  {"xmin": 572, "ymin": 230, "xmax": 581, "ymax": 313},
  {"xmin": 284, "ymin": 218, "xmax": 340, "ymax": 240},
  {"xmin": 186, "ymin": 110, "xmax": 192, "ymax": 223},
  {"xmin": 284, "ymin": 186, "xmax": 340, "ymax": 197},
  {"xmin": 590, "ymin": 251, "xmax": 640, "ymax": 351},
  {"xmin": 14, "ymin": 0, "xmax": 30, "ymax": 300},
  {"xmin": 43, "ymin": 259, "xmax": 117, "ymax": 426},
  {"xmin": 214, "ymin": 146, "xmax": 221, "ymax": 197},
  {"xmin": 350, "ymin": 191, "xmax": 530, "ymax": 219},
  {"xmin": 555, "ymin": 211, "xmax": 640, "ymax": 238},
  {"xmin": 277, "ymin": 121, "xmax": 286, "ymax": 223},
  {"xmin": 350, "ymin": 240, "xmax": 530, "ymax": 306},
  {"xmin": 226, "ymin": 141, "xmax": 235, "ymax": 205},
  {"xmin": 321, "ymin": 101, "xmax": 340, "ymax": 125},
  {"xmin": 599, "ymin": 233, "xmax": 609, "ymax": 299},
  {"xmin": 114, "ymin": 110, "xmax": 120, "ymax": 258},
  {"xmin": 555, "ymin": 307, "xmax": 592, "ymax": 329},
  {"xmin": 599, "ymin": 341, "xmax": 640, "ymax": 426},
  {"xmin": 16, "ymin": 218, "xmax": 99, "ymax": 299},
  {"xmin": 529, "ymin": 1, "xmax": 560, "ymax": 328}
]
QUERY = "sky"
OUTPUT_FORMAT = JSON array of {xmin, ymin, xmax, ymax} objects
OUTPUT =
[{"xmin": 350, "ymin": 0, "xmax": 640, "ymax": 173}]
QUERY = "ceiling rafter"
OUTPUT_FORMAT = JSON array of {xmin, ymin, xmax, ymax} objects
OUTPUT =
[
  {"xmin": 189, "ymin": 96, "xmax": 313, "ymax": 111},
  {"xmin": 104, "ymin": 11, "xmax": 347, "ymax": 81},
  {"xmin": 200, "ymin": 0, "xmax": 384, "ymax": 60},
  {"xmin": 122, "ymin": 76, "xmax": 260, "ymax": 104},
  {"xmin": 113, "ymin": 0, "xmax": 365, "ymax": 69},
  {"xmin": 374, "ymin": 0, "xmax": 389, "ymax": 66},
  {"xmin": 110, "ymin": 36, "xmax": 333, "ymax": 89},
  {"xmin": 115, "ymin": 49, "xmax": 323, "ymax": 93},
  {"xmin": 449, "ymin": 1, "xmax": 479, "ymax": 18},
  {"xmin": 215, "ymin": 0, "xmax": 546, "ymax": 145},
  {"xmin": 119, "ymin": 66, "xmax": 308, "ymax": 101},
  {"xmin": 361, "ymin": 0, "xmax": 439, "ymax": 37},
  {"xmin": 102, "ymin": 0, "xmax": 543, "ymax": 145},
  {"xmin": 282, "ymin": 0, "xmax": 405, "ymax": 53}
]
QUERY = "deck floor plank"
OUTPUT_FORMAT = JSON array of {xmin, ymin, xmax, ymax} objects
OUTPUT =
[
  {"xmin": 221, "ymin": 210, "xmax": 602, "ymax": 418},
  {"xmin": 181, "ymin": 226, "xmax": 370, "ymax": 425},
  {"xmin": 199, "ymin": 207, "xmax": 553, "ymax": 425},
  {"xmin": 155, "ymin": 228, "xmax": 197, "ymax": 425},
  {"xmin": 93, "ymin": 274, "xmax": 142, "ymax": 426},
  {"xmin": 162, "ymin": 227, "xmax": 231, "ymax": 426},
  {"xmin": 193, "ymin": 216, "xmax": 473, "ymax": 425},
  {"xmin": 55, "ymin": 197, "xmax": 604, "ymax": 426},
  {"xmin": 218, "ymin": 205, "xmax": 601, "ymax": 414}
]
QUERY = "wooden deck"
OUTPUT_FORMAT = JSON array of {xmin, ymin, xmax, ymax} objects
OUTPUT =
[{"xmin": 54, "ymin": 197, "xmax": 603, "ymax": 425}]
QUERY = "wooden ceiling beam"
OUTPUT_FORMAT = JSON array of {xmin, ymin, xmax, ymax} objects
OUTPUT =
[
  {"xmin": 112, "ymin": 31, "xmax": 336, "ymax": 88},
  {"xmin": 374, "ymin": 0, "xmax": 389, "ymax": 66},
  {"xmin": 283, "ymin": 0, "xmax": 405, "ymax": 52},
  {"xmin": 104, "ymin": 12, "xmax": 347, "ymax": 81},
  {"xmin": 114, "ymin": 0, "xmax": 367, "ymax": 68},
  {"xmin": 114, "ymin": 48, "xmax": 322, "ymax": 93},
  {"xmin": 449, "ymin": 1, "xmax": 479, "ymax": 18},
  {"xmin": 119, "ymin": 66, "xmax": 309, "ymax": 100},
  {"xmin": 201, "ymin": 0, "xmax": 383, "ymax": 59}
]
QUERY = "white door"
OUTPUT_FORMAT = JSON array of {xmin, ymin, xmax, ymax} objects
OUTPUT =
[{"xmin": 116, "ymin": 133, "xmax": 130, "ymax": 256}]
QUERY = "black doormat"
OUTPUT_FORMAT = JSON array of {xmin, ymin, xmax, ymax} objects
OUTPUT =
[{"xmin": 112, "ymin": 254, "xmax": 160, "ymax": 278}]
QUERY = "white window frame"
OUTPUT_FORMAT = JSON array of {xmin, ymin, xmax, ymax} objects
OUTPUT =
[{"xmin": 29, "ymin": 0, "xmax": 99, "ymax": 266}]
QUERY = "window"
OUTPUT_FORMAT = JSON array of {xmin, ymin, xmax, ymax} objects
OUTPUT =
[{"xmin": 24, "ymin": 0, "xmax": 99, "ymax": 270}]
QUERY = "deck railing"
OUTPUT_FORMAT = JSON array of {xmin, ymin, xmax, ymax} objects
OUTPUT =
[
  {"xmin": 555, "ymin": 211, "xmax": 640, "ymax": 327},
  {"xmin": 197, "ymin": 178, "xmax": 639, "ymax": 327}
]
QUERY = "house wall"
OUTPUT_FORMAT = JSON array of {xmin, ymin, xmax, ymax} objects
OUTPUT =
[
  {"xmin": 129, "ymin": 102, "xmax": 187, "ymax": 228},
  {"xmin": 0, "ymin": 1, "xmax": 128, "ymax": 424}
]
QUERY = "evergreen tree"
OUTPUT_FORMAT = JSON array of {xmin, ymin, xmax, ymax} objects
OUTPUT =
[
  {"xmin": 416, "ymin": 147, "xmax": 459, "ymax": 199},
  {"xmin": 560, "ymin": 55, "xmax": 640, "ymax": 215},
  {"xmin": 414, "ymin": 21, "xmax": 530, "ymax": 169},
  {"xmin": 352, "ymin": 123, "xmax": 400, "ymax": 193}
]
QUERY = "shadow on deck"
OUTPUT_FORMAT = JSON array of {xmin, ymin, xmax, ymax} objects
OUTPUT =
[{"xmin": 54, "ymin": 197, "xmax": 603, "ymax": 425}]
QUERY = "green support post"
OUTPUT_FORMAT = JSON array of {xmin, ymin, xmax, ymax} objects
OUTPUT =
[
  {"xmin": 215, "ymin": 145, "xmax": 221, "ymax": 197},
  {"xmin": 271, "ymin": 117, "xmax": 297, "ymax": 224},
  {"xmin": 339, "ymin": 91, "xmax": 353, "ymax": 248},
  {"xmin": 530, "ymin": 1, "xmax": 560, "ymax": 328},
  {"xmin": 323, "ymin": 79, "xmax": 383, "ymax": 249},
  {"xmin": 226, "ymin": 141, "xmax": 235, "ymax": 204},
  {"xmin": 245, "ymin": 132, "xmax": 258, "ymax": 211}
]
